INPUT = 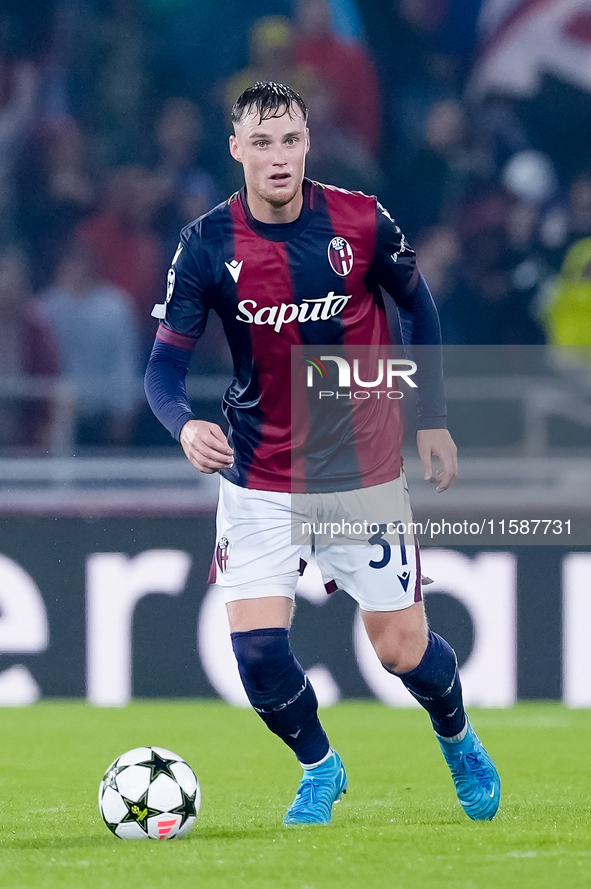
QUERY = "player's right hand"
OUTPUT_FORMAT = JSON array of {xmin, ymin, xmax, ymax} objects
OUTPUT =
[{"xmin": 180, "ymin": 420, "xmax": 234, "ymax": 474}]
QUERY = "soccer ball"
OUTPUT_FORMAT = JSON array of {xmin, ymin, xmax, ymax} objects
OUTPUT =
[{"xmin": 98, "ymin": 746, "xmax": 200, "ymax": 840}]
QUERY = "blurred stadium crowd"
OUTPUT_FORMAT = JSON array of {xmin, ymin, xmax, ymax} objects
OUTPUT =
[{"xmin": 1, "ymin": 0, "xmax": 591, "ymax": 452}]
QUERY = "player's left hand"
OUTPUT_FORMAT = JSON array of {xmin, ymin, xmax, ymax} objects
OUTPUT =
[{"xmin": 417, "ymin": 428, "xmax": 458, "ymax": 493}]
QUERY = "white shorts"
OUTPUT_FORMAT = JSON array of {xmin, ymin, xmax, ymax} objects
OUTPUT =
[{"xmin": 208, "ymin": 475, "xmax": 422, "ymax": 612}]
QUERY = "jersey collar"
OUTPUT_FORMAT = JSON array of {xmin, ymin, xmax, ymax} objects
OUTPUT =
[{"xmin": 238, "ymin": 179, "xmax": 313, "ymax": 241}]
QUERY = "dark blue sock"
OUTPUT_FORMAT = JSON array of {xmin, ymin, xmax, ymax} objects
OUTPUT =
[
  {"xmin": 231, "ymin": 627, "xmax": 330, "ymax": 764},
  {"xmin": 396, "ymin": 631, "xmax": 466, "ymax": 737}
]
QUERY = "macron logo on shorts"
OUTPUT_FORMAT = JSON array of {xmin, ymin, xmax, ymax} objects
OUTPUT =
[{"xmin": 216, "ymin": 537, "xmax": 230, "ymax": 573}]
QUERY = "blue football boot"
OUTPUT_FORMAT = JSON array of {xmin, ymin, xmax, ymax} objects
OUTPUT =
[
  {"xmin": 283, "ymin": 750, "xmax": 347, "ymax": 825},
  {"xmin": 437, "ymin": 718, "xmax": 500, "ymax": 820}
]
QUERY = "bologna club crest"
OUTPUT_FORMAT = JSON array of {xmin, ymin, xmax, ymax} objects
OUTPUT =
[
  {"xmin": 328, "ymin": 237, "xmax": 354, "ymax": 276},
  {"xmin": 215, "ymin": 537, "xmax": 230, "ymax": 574}
]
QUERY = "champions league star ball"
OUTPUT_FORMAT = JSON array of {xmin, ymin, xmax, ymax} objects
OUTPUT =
[{"xmin": 98, "ymin": 746, "xmax": 200, "ymax": 840}]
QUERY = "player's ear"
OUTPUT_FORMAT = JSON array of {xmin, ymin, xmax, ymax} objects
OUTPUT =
[
  {"xmin": 305, "ymin": 128, "xmax": 310, "ymax": 155},
  {"xmin": 229, "ymin": 134, "xmax": 241, "ymax": 163}
]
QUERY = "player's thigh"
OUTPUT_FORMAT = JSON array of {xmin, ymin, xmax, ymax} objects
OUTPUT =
[
  {"xmin": 210, "ymin": 477, "xmax": 306, "ymax": 604},
  {"xmin": 226, "ymin": 596, "xmax": 295, "ymax": 632}
]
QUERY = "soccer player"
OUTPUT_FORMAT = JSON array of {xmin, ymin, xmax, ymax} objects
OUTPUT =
[{"xmin": 145, "ymin": 82, "xmax": 500, "ymax": 825}]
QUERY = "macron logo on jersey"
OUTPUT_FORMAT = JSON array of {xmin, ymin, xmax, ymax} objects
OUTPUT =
[{"xmin": 225, "ymin": 259, "xmax": 243, "ymax": 283}]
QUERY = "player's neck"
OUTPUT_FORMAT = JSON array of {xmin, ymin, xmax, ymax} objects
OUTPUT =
[{"xmin": 244, "ymin": 187, "xmax": 304, "ymax": 225}]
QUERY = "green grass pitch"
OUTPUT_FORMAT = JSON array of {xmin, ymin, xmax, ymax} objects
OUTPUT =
[{"xmin": 1, "ymin": 701, "xmax": 591, "ymax": 889}]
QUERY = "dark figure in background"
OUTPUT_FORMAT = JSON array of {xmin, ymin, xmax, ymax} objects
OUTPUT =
[
  {"xmin": 0, "ymin": 247, "xmax": 59, "ymax": 448},
  {"xmin": 39, "ymin": 241, "xmax": 141, "ymax": 447},
  {"xmin": 16, "ymin": 116, "xmax": 98, "ymax": 290},
  {"xmin": 76, "ymin": 164, "xmax": 163, "ymax": 353},
  {"xmin": 152, "ymin": 97, "xmax": 221, "ymax": 259},
  {"xmin": 293, "ymin": 0, "xmax": 381, "ymax": 157}
]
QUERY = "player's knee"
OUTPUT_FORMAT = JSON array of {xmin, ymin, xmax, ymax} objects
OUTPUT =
[
  {"xmin": 231, "ymin": 627, "xmax": 292, "ymax": 683},
  {"xmin": 374, "ymin": 630, "xmax": 428, "ymax": 675}
]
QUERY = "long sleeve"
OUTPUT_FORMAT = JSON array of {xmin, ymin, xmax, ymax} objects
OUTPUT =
[
  {"xmin": 145, "ymin": 224, "xmax": 212, "ymax": 440},
  {"xmin": 144, "ymin": 332, "xmax": 197, "ymax": 441}
]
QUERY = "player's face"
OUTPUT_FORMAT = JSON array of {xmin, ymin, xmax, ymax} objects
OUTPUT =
[{"xmin": 229, "ymin": 106, "xmax": 309, "ymax": 223}]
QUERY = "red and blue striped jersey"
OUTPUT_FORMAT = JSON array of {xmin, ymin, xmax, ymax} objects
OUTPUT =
[{"xmin": 145, "ymin": 179, "xmax": 446, "ymax": 492}]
